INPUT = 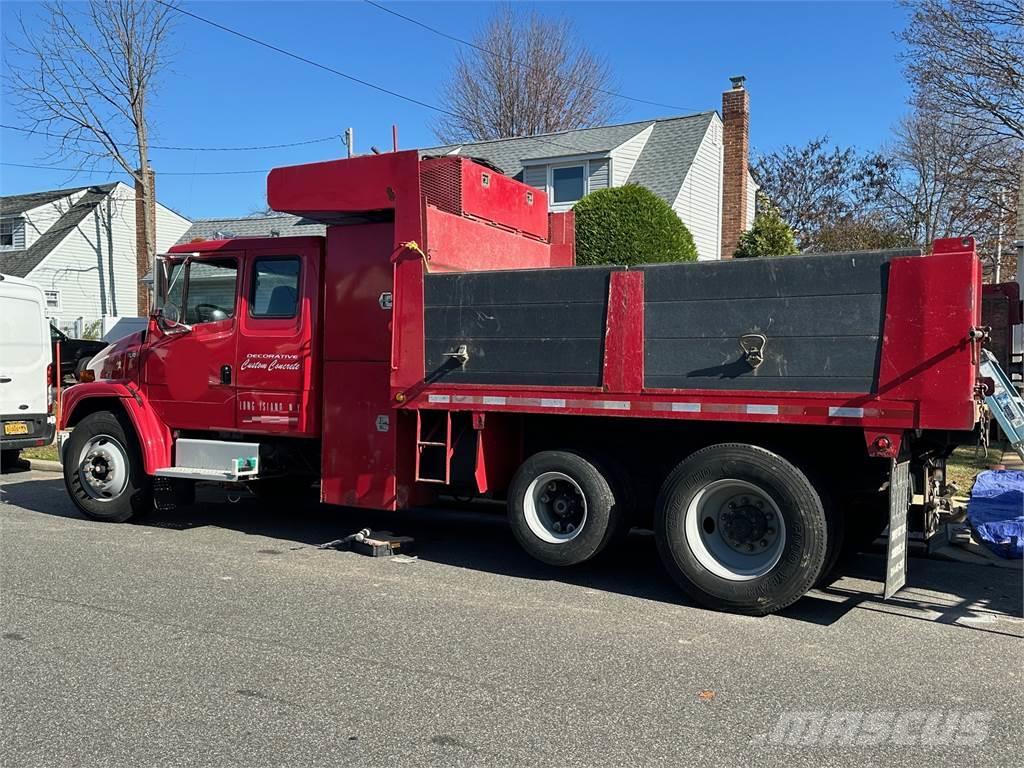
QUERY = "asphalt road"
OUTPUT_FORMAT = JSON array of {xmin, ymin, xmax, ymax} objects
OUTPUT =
[{"xmin": 1, "ymin": 468, "xmax": 1021, "ymax": 768}]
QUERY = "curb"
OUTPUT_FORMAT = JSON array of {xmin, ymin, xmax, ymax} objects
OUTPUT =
[{"xmin": 27, "ymin": 459, "xmax": 63, "ymax": 474}]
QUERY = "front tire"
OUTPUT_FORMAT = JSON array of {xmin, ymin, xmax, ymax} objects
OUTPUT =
[
  {"xmin": 507, "ymin": 450, "xmax": 623, "ymax": 566},
  {"xmin": 655, "ymin": 443, "xmax": 828, "ymax": 615},
  {"xmin": 63, "ymin": 411, "xmax": 151, "ymax": 522}
]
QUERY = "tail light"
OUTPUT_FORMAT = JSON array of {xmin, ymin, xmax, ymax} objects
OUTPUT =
[{"xmin": 46, "ymin": 363, "xmax": 55, "ymax": 415}]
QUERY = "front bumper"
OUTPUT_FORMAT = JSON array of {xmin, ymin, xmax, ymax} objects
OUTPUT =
[{"xmin": 0, "ymin": 414, "xmax": 56, "ymax": 451}]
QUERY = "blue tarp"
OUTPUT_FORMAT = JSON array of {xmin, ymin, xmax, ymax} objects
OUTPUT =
[{"xmin": 967, "ymin": 469, "xmax": 1024, "ymax": 559}]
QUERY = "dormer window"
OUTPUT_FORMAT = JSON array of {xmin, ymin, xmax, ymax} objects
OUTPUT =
[
  {"xmin": 0, "ymin": 219, "xmax": 25, "ymax": 250},
  {"xmin": 550, "ymin": 165, "xmax": 586, "ymax": 204}
]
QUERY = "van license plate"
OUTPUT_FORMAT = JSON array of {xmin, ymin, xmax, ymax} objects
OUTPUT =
[{"xmin": 4, "ymin": 422, "xmax": 29, "ymax": 436}]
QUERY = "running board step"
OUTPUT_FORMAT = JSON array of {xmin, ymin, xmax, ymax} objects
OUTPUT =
[
  {"xmin": 156, "ymin": 438, "xmax": 260, "ymax": 483},
  {"xmin": 155, "ymin": 467, "xmax": 255, "ymax": 482}
]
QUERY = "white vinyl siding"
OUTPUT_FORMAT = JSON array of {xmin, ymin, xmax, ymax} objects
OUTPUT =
[
  {"xmin": 610, "ymin": 124, "xmax": 654, "ymax": 186},
  {"xmin": 22, "ymin": 192, "xmax": 86, "ymax": 251},
  {"xmin": 587, "ymin": 158, "xmax": 610, "ymax": 192},
  {"xmin": 746, "ymin": 174, "xmax": 758, "ymax": 230},
  {"xmin": 671, "ymin": 117, "xmax": 723, "ymax": 261},
  {"xmin": 25, "ymin": 183, "xmax": 190, "ymax": 324}
]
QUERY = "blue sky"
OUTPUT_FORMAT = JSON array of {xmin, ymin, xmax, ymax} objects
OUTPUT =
[{"xmin": 1, "ymin": 1, "xmax": 912, "ymax": 219}]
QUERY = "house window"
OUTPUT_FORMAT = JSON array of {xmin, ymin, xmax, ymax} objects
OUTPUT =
[
  {"xmin": 0, "ymin": 219, "xmax": 23, "ymax": 250},
  {"xmin": 551, "ymin": 165, "xmax": 586, "ymax": 204},
  {"xmin": 250, "ymin": 257, "xmax": 300, "ymax": 318},
  {"xmin": 44, "ymin": 290, "xmax": 61, "ymax": 311}
]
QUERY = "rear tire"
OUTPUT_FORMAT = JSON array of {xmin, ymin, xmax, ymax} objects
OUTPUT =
[
  {"xmin": 507, "ymin": 450, "xmax": 623, "ymax": 566},
  {"xmin": 63, "ymin": 411, "xmax": 151, "ymax": 522},
  {"xmin": 654, "ymin": 443, "xmax": 828, "ymax": 615}
]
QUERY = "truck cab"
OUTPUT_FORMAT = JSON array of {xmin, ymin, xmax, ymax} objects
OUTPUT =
[{"xmin": 146, "ymin": 236, "xmax": 323, "ymax": 438}]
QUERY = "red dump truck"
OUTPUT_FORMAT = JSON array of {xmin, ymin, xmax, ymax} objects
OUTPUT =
[{"xmin": 57, "ymin": 151, "xmax": 1012, "ymax": 615}]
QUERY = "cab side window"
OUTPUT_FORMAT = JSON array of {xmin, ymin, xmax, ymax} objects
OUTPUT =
[
  {"xmin": 251, "ymin": 257, "xmax": 300, "ymax": 318},
  {"xmin": 185, "ymin": 259, "xmax": 237, "ymax": 324}
]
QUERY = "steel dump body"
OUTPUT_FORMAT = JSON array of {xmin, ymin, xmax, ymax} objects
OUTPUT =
[{"xmin": 259, "ymin": 152, "xmax": 982, "ymax": 510}]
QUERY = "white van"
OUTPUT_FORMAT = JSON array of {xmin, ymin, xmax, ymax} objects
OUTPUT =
[{"xmin": 0, "ymin": 275, "xmax": 55, "ymax": 467}]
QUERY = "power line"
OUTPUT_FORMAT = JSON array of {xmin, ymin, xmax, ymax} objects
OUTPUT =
[
  {"xmin": 154, "ymin": 0, "xmax": 599, "ymax": 158},
  {"xmin": 1, "ymin": 123, "xmax": 341, "ymax": 151},
  {"xmin": 362, "ymin": 0, "xmax": 698, "ymax": 114},
  {"xmin": 155, "ymin": 0, "xmax": 447, "ymax": 115},
  {"xmin": 1, "ymin": 161, "xmax": 269, "ymax": 176}
]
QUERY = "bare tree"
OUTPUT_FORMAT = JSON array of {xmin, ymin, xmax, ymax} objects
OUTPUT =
[
  {"xmin": 434, "ymin": 3, "xmax": 621, "ymax": 142},
  {"xmin": 6, "ymin": 0, "xmax": 178, "ymax": 314},
  {"xmin": 900, "ymin": 0, "xmax": 1024, "ymax": 142},
  {"xmin": 751, "ymin": 137, "xmax": 889, "ymax": 249},
  {"xmin": 873, "ymin": 105, "xmax": 1017, "ymax": 277}
]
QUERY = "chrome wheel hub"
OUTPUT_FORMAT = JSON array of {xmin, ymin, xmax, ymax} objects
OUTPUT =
[{"xmin": 77, "ymin": 435, "xmax": 129, "ymax": 501}]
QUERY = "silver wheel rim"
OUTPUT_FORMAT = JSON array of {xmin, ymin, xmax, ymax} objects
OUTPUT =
[
  {"xmin": 524, "ymin": 471, "xmax": 587, "ymax": 544},
  {"xmin": 684, "ymin": 479, "xmax": 786, "ymax": 581},
  {"xmin": 77, "ymin": 434, "xmax": 130, "ymax": 502}
]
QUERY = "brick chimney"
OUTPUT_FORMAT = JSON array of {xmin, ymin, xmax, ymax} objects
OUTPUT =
[{"xmin": 721, "ymin": 76, "xmax": 749, "ymax": 260}]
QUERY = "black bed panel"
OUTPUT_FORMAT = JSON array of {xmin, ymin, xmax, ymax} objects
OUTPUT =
[
  {"xmin": 424, "ymin": 267, "xmax": 613, "ymax": 386},
  {"xmin": 421, "ymin": 249, "xmax": 913, "ymax": 393},
  {"xmin": 640, "ymin": 251, "xmax": 907, "ymax": 393}
]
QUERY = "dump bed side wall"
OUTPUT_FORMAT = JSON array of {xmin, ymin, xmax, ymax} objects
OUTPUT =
[
  {"xmin": 639, "ymin": 251, "xmax": 902, "ymax": 392},
  {"xmin": 424, "ymin": 266, "xmax": 616, "ymax": 387},
  {"xmin": 424, "ymin": 251, "xmax": 916, "ymax": 394}
]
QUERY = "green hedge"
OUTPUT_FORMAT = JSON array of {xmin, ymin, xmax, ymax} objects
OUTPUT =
[{"xmin": 574, "ymin": 185, "xmax": 699, "ymax": 266}]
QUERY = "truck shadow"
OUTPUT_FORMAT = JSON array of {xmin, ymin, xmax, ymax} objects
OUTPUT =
[{"xmin": 3, "ymin": 475, "xmax": 1020, "ymax": 632}]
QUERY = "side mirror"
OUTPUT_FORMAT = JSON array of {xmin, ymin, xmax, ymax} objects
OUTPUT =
[{"xmin": 155, "ymin": 304, "xmax": 191, "ymax": 334}]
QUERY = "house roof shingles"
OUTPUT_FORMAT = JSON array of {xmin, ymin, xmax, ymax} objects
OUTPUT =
[
  {"xmin": 422, "ymin": 111, "xmax": 717, "ymax": 205},
  {"xmin": 176, "ymin": 213, "xmax": 325, "ymax": 244},
  {"xmin": 0, "ymin": 183, "xmax": 118, "ymax": 278}
]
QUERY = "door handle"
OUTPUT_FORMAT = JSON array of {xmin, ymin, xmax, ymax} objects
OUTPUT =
[
  {"xmin": 220, "ymin": 365, "xmax": 232, "ymax": 385},
  {"xmin": 0, "ymin": 377, "xmax": 11, "ymax": 383}
]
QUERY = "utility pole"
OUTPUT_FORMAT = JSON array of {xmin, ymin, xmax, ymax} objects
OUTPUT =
[
  {"xmin": 344, "ymin": 128, "xmax": 354, "ymax": 159},
  {"xmin": 995, "ymin": 190, "xmax": 1004, "ymax": 284}
]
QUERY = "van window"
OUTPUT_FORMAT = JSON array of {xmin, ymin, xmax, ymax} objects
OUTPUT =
[
  {"xmin": 251, "ymin": 257, "xmax": 300, "ymax": 318},
  {"xmin": 184, "ymin": 259, "xmax": 237, "ymax": 324}
]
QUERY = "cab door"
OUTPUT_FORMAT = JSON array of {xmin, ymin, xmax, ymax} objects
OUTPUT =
[
  {"xmin": 234, "ymin": 244, "xmax": 321, "ymax": 436},
  {"xmin": 142, "ymin": 255, "xmax": 241, "ymax": 432}
]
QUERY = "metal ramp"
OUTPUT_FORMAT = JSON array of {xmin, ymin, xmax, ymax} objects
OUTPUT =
[{"xmin": 979, "ymin": 349, "xmax": 1024, "ymax": 462}]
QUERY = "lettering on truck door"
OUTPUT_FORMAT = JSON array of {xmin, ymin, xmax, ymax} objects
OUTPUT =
[{"xmin": 235, "ymin": 247, "xmax": 320, "ymax": 435}]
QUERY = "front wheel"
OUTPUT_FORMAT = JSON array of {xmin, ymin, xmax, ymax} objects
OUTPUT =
[
  {"xmin": 655, "ymin": 443, "xmax": 828, "ymax": 615},
  {"xmin": 63, "ymin": 411, "xmax": 151, "ymax": 522},
  {"xmin": 507, "ymin": 450, "xmax": 624, "ymax": 566}
]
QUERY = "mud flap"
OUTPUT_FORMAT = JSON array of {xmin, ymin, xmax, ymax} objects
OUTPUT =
[{"xmin": 884, "ymin": 459, "xmax": 910, "ymax": 599}]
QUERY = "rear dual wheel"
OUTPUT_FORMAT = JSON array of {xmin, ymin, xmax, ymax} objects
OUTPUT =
[{"xmin": 655, "ymin": 443, "xmax": 829, "ymax": 616}]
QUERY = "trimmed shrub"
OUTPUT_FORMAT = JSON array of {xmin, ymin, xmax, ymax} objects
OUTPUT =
[{"xmin": 574, "ymin": 184, "xmax": 699, "ymax": 266}]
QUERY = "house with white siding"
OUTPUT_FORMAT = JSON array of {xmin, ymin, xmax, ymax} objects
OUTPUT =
[
  {"xmin": 0, "ymin": 182, "xmax": 190, "ymax": 333},
  {"xmin": 424, "ymin": 79, "xmax": 757, "ymax": 261}
]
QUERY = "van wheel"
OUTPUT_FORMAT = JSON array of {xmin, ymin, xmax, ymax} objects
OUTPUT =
[
  {"xmin": 508, "ymin": 451, "xmax": 622, "ymax": 566},
  {"xmin": 655, "ymin": 443, "xmax": 828, "ymax": 616},
  {"xmin": 64, "ymin": 411, "xmax": 151, "ymax": 522}
]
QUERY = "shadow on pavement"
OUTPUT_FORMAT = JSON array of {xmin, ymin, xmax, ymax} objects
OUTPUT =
[{"xmin": 2, "ymin": 474, "xmax": 1021, "ymax": 631}]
